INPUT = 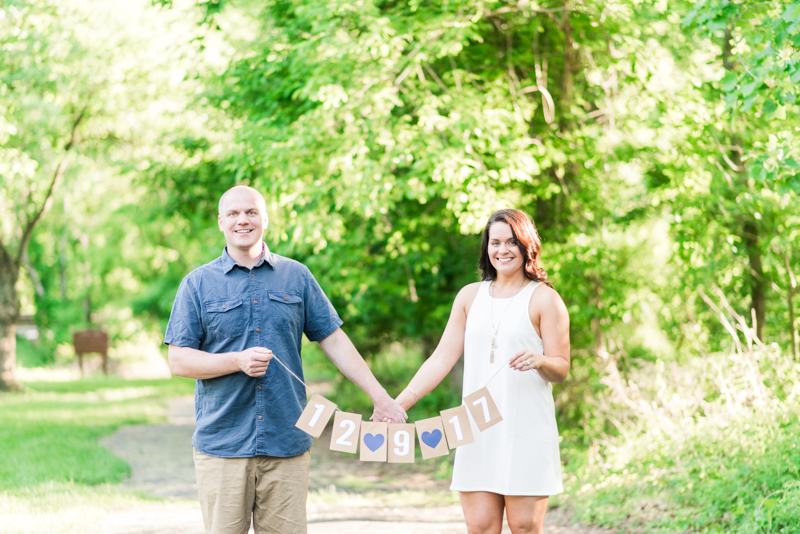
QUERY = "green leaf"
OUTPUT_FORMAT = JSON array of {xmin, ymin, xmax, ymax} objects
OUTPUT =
[
  {"xmin": 741, "ymin": 94, "xmax": 758, "ymax": 112},
  {"xmin": 762, "ymin": 99, "xmax": 778, "ymax": 115},
  {"xmin": 721, "ymin": 71, "xmax": 738, "ymax": 92},
  {"xmin": 681, "ymin": 9, "xmax": 698, "ymax": 28},
  {"xmin": 741, "ymin": 80, "xmax": 760, "ymax": 97},
  {"xmin": 781, "ymin": 3, "xmax": 798, "ymax": 22}
]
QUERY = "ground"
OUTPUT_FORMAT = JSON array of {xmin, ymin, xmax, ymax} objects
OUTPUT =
[{"xmin": 98, "ymin": 397, "xmax": 608, "ymax": 534}]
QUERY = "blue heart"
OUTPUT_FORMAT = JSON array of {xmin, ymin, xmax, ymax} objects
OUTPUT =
[
  {"xmin": 421, "ymin": 429, "xmax": 442, "ymax": 449},
  {"xmin": 363, "ymin": 433, "xmax": 385, "ymax": 452}
]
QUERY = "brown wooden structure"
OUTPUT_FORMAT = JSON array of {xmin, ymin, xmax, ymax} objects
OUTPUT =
[{"xmin": 73, "ymin": 330, "xmax": 109, "ymax": 375}]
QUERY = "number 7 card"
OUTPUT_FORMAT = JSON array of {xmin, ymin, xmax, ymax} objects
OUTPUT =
[{"xmin": 464, "ymin": 387, "xmax": 503, "ymax": 431}]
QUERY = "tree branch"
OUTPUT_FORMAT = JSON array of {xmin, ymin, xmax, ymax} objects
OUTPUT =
[{"xmin": 15, "ymin": 109, "xmax": 85, "ymax": 270}]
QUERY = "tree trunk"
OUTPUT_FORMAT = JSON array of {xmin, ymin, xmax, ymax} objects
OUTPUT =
[
  {"xmin": 0, "ymin": 254, "xmax": 21, "ymax": 391},
  {"xmin": 742, "ymin": 220, "xmax": 766, "ymax": 341},
  {"xmin": 723, "ymin": 29, "xmax": 766, "ymax": 342}
]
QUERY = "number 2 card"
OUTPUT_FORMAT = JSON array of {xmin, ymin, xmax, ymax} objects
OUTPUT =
[
  {"xmin": 329, "ymin": 411, "xmax": 362, "ymax": 454},
  {"xmin": 295, "ymin": 394, "xmax": 337, "ymax": 438}
]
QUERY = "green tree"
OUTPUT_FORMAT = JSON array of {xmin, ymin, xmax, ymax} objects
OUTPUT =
[{"xmin": 0, "ymin": 0, "xmax": 212, "ymax": 389}]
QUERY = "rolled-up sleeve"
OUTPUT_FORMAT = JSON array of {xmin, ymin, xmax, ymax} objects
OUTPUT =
[
  {"xmin": 164, "ymin": 276, "xmax": 204, "ymax": 349},
  {"xmin": 302, "ymin": 267, "xmax": 343, "ymax": 342}
]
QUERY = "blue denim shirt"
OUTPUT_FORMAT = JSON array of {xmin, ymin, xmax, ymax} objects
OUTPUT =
[{"xmin": 164, "ymin": 245, "xmax": 343, "ymax": 458}]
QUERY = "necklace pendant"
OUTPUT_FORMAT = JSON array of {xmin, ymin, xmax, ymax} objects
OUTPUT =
[{"xmin": 490, "ymin": 349, "xmax": 494, "ymax": 363}]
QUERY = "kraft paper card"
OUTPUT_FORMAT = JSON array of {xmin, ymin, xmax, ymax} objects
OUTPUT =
[
  {"xmin": 329, "ymin": 411, "xmax": 362, "ymax": 454},
  {"xmin": 440, "ymin": 405, "xmax": 475, "ymax": 449},
  {"xmin": 295, "ymin": 394, "xmax": 337, "ymax": 438},
  {"xmin": 464, "ymin": 387, "xmax": 503, "ymax": 432},
  {"xmin": 415, "ymin": 416, "xmax": 449, "ymax": 460},
  {"xmin": 387, "ymin": 424, "xmax": 416, "ymax": 464},
  {"xmin": 359, "ymin": 421, "xmax": 388, "ymax": 462}
]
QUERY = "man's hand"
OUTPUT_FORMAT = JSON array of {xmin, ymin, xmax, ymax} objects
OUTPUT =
[
  {"xmin": 370, "ymin": 393, "xmax": 408, "ymax": 423},
  {"xmin": 236, "ymin": 347, "xmax": 273, "ymax": 377}
]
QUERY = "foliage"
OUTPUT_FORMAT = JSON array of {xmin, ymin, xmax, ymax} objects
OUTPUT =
[{"xmin": 567, "ymin": 313, "xmax": 800, "ymax": 532}]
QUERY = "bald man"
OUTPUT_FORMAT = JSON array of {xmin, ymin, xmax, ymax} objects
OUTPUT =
[{"xmin": 165, "ymin": 186, "xmax": 407, "ymax": 534}]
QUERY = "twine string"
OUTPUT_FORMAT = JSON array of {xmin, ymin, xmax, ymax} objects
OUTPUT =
[{"xmin": 270, "ymin": 354, "xmax": 316, "ymax": 396}]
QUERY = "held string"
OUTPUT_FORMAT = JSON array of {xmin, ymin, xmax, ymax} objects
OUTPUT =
[{"xmin": 270, "ymin": 354, "xmax": 316, "ymax": 396}]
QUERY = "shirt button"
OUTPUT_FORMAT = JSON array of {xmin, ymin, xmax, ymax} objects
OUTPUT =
[
  {"xmin": 258, "ymin": 416, "xmax": 262, "ymax": 420},
  {"xmin": 251, "ymin": 273, "xmax": 254, "ymax": 277},
  {"xmin": 254, "ymin": 300, "xmax": 258, "ymax": 304},
  {"xmin": 222, "ymin": 305, "xmax": 227, "ymax": 309},
  {"xmin": 256, "ymin": 328, "xmax": 260, "ymax": 332},
  {"xmin": 258, "ymin": 386, "xmax": 262, "ymax": 391},
  {"xmin": 285, "ymin": 296, "xmax": 289, "ymax": 301}
]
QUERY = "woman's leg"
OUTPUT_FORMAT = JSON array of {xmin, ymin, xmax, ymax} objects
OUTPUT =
[
  {"xmin": 504, "ymin": 495, "xmax": 549, "ymax": 534},
  {"xmin": 460, "ymin": 491, "xmax": 505, "ymax": 534}
]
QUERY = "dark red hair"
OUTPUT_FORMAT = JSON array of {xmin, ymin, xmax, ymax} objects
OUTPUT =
[{"xmin": 479, "ymin": 209, "xmax": 548, "ymax": 283}]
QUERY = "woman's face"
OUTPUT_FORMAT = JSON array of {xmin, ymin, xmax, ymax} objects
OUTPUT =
[{"xmin": 487, "ymin": 222, "xmax": 524, "ymax": 277}]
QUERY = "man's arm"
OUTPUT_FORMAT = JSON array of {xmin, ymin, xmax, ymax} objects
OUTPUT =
[
  {"xmin": 317, "ymin": 328, "xmax": 407, "ymax": 423},
  {"xmin": 168, "ymin": 344, "xmax": 274, "ymax": 380}
]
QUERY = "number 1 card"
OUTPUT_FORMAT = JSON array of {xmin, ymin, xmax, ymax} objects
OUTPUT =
[
  {"xmin": 329, "ymin": 411, "xmax": 362, "ymax": 454},
  {"xmin": 295, "ymin": 394, "xmax": 337, "ymax": 438},
  {"xmin": 464, "ymin": 387, "xmax": 503, "ymax": 431},
  {"xmin": 440, "ymin": 405, "xmax": 474, "ymax": 448}
]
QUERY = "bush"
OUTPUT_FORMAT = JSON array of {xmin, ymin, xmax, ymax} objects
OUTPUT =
[{"xmin": 567, "ymin": 326, "xmax": 800, "ymax": 533}]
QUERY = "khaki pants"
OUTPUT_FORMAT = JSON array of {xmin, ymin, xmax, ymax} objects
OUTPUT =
[{"xmin": 194, "ymin": 449, "xmax": 311, "ymax": 534}]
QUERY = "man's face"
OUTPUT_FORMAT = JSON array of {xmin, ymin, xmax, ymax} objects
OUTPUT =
[{"xmin": 217, "ymin": 189, "xmax": 268, "ymax": 252}]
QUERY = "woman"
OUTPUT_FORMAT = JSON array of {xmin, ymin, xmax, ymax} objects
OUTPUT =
[{"xmin": 396, "ymin": 209, "xmax": 570, "ymax": 534}]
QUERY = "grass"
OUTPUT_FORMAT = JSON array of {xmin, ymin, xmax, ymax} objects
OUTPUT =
[{"xmin": 0, "ymin": 376, "xmax": 195, "ymax": 491}]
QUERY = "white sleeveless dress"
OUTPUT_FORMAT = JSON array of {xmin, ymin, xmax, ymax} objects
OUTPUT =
[{"xmin": 450, "ymin": 280, "xmax": 564, "ymax": 495}]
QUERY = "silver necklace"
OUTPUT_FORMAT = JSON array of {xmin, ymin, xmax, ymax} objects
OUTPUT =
[{"xmin": 488, "ymin": 278, "xmax": 527, "ymax": 363}]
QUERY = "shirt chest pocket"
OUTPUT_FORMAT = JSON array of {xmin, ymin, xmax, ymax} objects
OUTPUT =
[
  {"xmin": 205, "ymin": 298, "xmax": 245, "ymax": 339},
  {"xmin": 268, "ymin": 292, "xmax": 303, "ymax": 331}
]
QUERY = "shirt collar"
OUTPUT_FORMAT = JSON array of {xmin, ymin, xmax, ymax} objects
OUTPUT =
[{"xmin": 221, "ymin": 242, "xmax": 274, "ymax": 274}]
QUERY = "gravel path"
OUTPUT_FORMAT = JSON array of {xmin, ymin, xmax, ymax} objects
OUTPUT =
[{"xmin": 99, "ymin": 397, "xmax": 606, "ymax": 534}]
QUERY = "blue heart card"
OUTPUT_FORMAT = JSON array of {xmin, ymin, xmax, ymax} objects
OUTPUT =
[
  {"xmin": 363, "ymin": 433, "xmax": 385, "ymax": 452},
  {"xmin": 415, "ymin": 416, "xmax": 449, "ymax": 460},
  {"xmin": 359, "ymin": 421, "xmax": 388, "ymax": 462},
  {"xmin": 421, "ymin": 429, "xmax": 442, "ymax": 448}
]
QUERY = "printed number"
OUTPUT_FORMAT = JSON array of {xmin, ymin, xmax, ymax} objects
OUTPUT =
[
  {"xmin": 393, "ymin": 430, "xmax": 410, "ymax": 456},
  {"xmin": 472, "ymin": 396, "xmax": 490, "ymax": 423},
  {"xmin": 308, "ymin": 404, "xmax": 326, "ymax": 427},
  {"xmin": 335, "ymin": 420, "xmax": 356, "ymax": 446},
  {"xmin": 448, "ymin": 415, "xmax": 464, "ymax": 441}
]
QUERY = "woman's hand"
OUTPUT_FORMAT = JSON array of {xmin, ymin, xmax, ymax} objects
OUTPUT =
[{"xmin": 509, "ymin": 349, "xmax": 546, "ymax": 372}]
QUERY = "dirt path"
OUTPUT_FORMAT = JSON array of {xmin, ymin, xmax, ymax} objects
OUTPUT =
[{"xmin": 99, "ymin": 397, "xmax": 605, "ymax": 534}]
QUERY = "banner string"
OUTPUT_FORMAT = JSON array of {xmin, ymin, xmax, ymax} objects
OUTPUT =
[
  {"xmin": 481, "ymin": 357, "xmax": 515, "ymax": 390},
  {"xmin": 271, "ymin": 354, "xmax": 317, "ymax": 396},
  {"xmin": 276, "ymin": 352, "xmax": 525, "ymax": 401}
]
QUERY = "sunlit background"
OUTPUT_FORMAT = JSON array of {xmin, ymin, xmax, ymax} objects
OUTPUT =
[{"xmin": 1, "ymin": 0, "xmax": 799, "ymax": 532}]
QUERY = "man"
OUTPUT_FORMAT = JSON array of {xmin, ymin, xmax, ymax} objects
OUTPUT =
[{"xmin": 164, "ymin": 185, "xmax": 406, "ymax": 534}]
